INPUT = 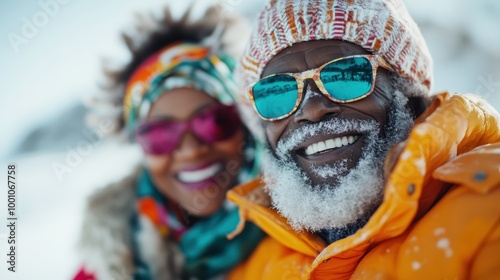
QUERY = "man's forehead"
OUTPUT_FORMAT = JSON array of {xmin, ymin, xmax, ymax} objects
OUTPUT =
[{"xmin": 261, "ymin": 40, "xmax": 370, "ymax": 77}]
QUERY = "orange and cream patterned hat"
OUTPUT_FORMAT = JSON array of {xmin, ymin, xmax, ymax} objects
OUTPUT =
[{"xmin": 236, "ymin": 0, "xmax": 433, "ymax": 96}]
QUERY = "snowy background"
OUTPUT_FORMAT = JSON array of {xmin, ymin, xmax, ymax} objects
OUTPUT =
[{"xmin": 0, "ymin": 0, "xmax": 499, "ymax": 279}]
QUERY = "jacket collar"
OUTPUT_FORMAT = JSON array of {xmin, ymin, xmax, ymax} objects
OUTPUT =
[{"xmin": 228, "ymin": 92, "xmax": 500, "ymax": 277}]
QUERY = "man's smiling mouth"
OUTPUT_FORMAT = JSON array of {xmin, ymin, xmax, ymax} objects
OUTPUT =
[
  {"xmin": 275, "ymin": 118, "xmax": 380, "ymax": 164},
  {"xmin": 304, "ymin": 135, "xmax": 360, "ymax": 156}
]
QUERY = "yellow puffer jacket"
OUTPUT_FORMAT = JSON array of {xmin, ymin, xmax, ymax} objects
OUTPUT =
[{"xmin": 227, "ymin": 92, "xmax": 500, "ymax": 279}]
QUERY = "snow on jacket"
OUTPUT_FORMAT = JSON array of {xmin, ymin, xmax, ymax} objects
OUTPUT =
[{"xmin": 226, "ymin": 92, "xmax": 500, "ymax": 279}]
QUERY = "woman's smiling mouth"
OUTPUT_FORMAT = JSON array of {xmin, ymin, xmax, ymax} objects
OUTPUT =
[{"xmin": 176, "ymin": 161, "xmax": 224, "ymax": 190}]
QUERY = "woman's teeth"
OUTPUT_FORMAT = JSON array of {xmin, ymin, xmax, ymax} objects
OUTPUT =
[
  {"xmin": 178, "ymin": 163, "xmax": 222, "ymax": 183},
  {"xmin": 305, "ymin": 136, "xmax": 359, "ymax": 156}
]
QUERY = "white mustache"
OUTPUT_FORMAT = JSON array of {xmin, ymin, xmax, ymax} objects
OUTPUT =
[{"xmin": 276, "ymin": 118, "xmax": 379, "ymax": 158}]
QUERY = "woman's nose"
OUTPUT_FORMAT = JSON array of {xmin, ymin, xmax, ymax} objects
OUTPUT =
[{"xmin": 174, "ymin": 131, "xmax": 210, "ymax": 159}]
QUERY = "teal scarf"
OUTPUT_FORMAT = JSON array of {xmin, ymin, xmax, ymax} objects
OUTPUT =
[{"xmin": 132, "ymin": 171, "xmax": 265, "ymax": 279}]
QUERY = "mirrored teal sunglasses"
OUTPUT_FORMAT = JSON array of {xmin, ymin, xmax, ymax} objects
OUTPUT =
[{"xmin": 247, "ymin": 55, "xmax": 394, "ymax": 121}]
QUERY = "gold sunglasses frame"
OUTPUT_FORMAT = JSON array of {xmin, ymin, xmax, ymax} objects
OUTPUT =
[{"xmin": 247, "ymin": 54, "xmax": 394, "ymax": 121}]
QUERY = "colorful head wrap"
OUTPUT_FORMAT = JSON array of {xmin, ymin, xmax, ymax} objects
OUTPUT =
[{"xmin": 124, "ymin": 42, "xmax": 238, "ymax": 132}]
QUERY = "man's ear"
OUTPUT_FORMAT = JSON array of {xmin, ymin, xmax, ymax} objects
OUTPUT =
[{"xmin": 407, "ymin": 95, "xmax": 432, "ymax": 120}]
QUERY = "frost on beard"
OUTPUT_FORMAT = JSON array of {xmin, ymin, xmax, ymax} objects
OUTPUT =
[{"xmin": 263, "ymin": 90, "xmax": 414, "ymax": 232}]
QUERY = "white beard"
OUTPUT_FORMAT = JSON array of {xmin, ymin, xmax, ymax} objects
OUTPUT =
[{"xmin": 263, "ymin": 90, "xmax": 413, "ymax": 232}]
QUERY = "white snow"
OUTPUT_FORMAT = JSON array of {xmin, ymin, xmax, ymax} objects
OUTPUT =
[
  {"xmin": 0, "ymin": 142, "xmax": 141, "ymax": 280},
  {"xmin": 437, "ymin": 237, "xmax": 454, "ymax": 258},
  {"xmin": 414, "ymin": 157, "xmax": 427, "ymax": 176},
  {"xmin": 400, "ymin": 150, "xmax": 411, "ymax": 160},
  {"xmin": 434, "ymin": 227, "xmax": 446, "ymax": 236},
  {"xmin": 310, "ymin": 159, "xmax": 348, "ymax": 179}
]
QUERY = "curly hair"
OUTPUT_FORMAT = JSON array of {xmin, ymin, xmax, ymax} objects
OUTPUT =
[{"xmin": 86, "ymin": 4, "xmax": 250, "ymax": 137}]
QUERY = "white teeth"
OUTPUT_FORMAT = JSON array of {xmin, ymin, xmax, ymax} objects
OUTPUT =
[
  {"xmin": 317, "ymin": 141, "xmax": 326, "ymax": 151},
  {"xmin": 335, "ymin": 138, "xmax": 342, "ymax": 147},
  {"xmin": 304, "ymin": 136, "xmax": 359, "ymax": 156},
  {"xmin": 325, "ymin": 139, "xmax": 336, "ymax": 149},
  {"xmin": 342, "ymin": 136, "xmax": 348, "ymax": 146},
  {"xmin": 178, "ymin": 163, "xmax": 222, "ymax": 183}
]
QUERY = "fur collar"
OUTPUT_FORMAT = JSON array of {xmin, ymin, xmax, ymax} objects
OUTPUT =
[{"xmin": 78, "ymin": 166, "xmax": 183, "ymax": 279}]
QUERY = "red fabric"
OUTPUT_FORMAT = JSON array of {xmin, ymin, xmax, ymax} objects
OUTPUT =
[{"xmin": 73, "ymin": 267, "xmax": 96, "ymax": 280}]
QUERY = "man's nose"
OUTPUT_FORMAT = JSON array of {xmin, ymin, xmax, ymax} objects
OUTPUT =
[{"xmin": 293, "ymin": 80, "xmax": 341, "ymax": 124}]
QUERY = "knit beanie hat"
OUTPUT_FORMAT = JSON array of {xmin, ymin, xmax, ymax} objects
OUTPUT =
[
  {"xmin": 236, "ymin": 0, "xmax": 433, "ymax": 97},
  {"xmin": 235, "ymin": 0, "xmax": 433, "ymax": 141}
]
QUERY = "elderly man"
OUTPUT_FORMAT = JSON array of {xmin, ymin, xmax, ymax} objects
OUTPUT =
[{"xmin": 226, "ymin": 0, "xmax": 500, "ymax": 279}]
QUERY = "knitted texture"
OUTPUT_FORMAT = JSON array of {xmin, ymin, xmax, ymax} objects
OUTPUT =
[
  {"xmin": 236, "ymin": 0, "xmax": 433, "ymax": 93},
  {"xmin": 123, "ymin": 42, "xmax": 238, "ymax": 132}
]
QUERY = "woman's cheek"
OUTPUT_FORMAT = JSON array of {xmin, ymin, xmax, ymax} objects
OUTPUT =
[
  {"xmin": 145, "ymin": 154, "xmax": 172, "ymax": 177},
  {"xmin": 218, "ymin": 129, "xmax": 245, "ymax": 157}
]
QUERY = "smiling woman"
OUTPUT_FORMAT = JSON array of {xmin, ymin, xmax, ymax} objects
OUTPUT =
[
  {"xmin": 73, "ymin": 4, "xmax": 265, "ymax": 280},
  {"xmin": 142, "ymin": 88, "xmax": 245, "ymax": 216}
]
